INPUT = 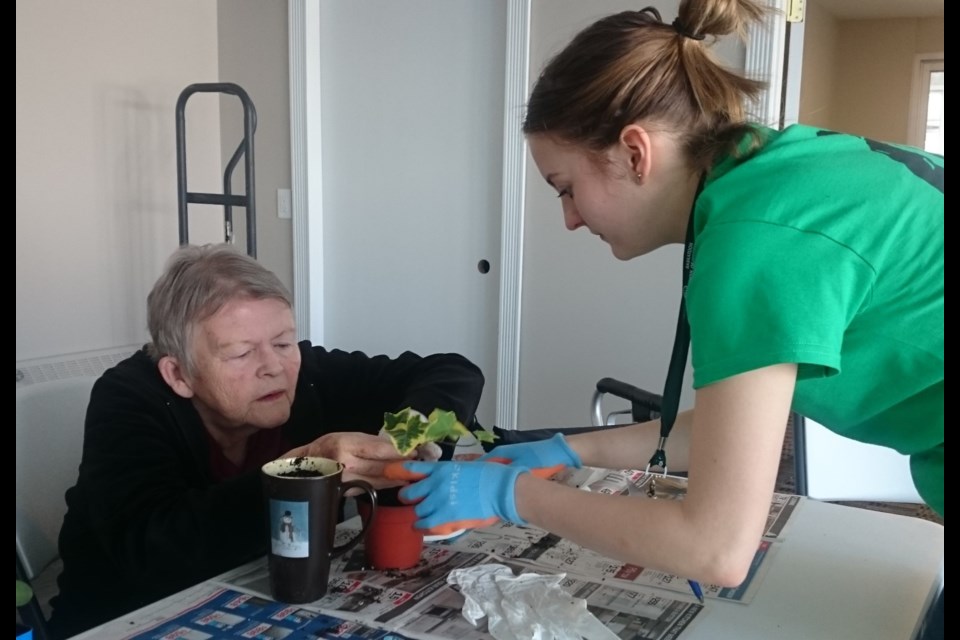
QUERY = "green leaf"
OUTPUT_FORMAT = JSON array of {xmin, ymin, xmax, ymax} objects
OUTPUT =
[
  {"xmin": 382, "ymin": 408, "xmax": 426, "ymax": 455},
  {"xmin": 423, "ymin": 409, "xmax": 471, "ymax": 442},
  {"xmin": 16, "ymin": 579, "xmax": 33, "ymax": 607},
  {"xmin": 473, "ymin": 429, "xmax": 499, "ymax": 444},
  {"xmin": 382, "ymin": 408, "xmax": 500, "ymax": 455},
  {"xmin": 382, "ymin": 408, "xmax": 408, "ymax": 432},
  {"xmin": 382, "ymin": 408, "xmax": 466, "ymax": 455}
]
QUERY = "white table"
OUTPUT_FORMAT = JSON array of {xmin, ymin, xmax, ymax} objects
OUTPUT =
[
  {"xmin": 70, "ymin": 496, "xmax": 942, "ymax": 640},
  {"xmin": 684, "ymin": 498, "xmax": 942, "ymax": 640}
]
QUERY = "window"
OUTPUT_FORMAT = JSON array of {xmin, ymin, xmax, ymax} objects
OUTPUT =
[{"xmin": 909, "ymin": 55, "xmax": 944, "ymax": 154}]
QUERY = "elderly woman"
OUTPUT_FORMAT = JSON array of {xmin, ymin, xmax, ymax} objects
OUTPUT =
[{"xmin": 48, "ymin": 243, "xmax": 484, "ymax": 638}]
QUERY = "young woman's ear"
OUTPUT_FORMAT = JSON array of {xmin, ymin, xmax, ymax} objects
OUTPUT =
[
  {"xmin": 158, "ymin": 356, "xmax": 195, "ymax": 399},
  {"xmin": 620, "ymin": 124, "xmax": 654, "ymax": 182}
]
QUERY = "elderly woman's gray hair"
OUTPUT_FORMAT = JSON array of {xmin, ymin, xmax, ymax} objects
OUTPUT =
[{"xmin": 147, "ymin": 243, "xmax": 293, "ymax": 372}]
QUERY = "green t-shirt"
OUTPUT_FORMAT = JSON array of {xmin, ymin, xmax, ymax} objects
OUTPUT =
[{"xmin": 686, "ymin": 124, "xmax": 943, "ymax": 516}]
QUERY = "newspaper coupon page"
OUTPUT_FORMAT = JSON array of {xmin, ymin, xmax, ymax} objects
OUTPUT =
[
  {"xmin": 79, "ymin": 583, "xmax": 419, "ymax": 640},
  {"xmin": 497, "ymin": 559, "xmax": 705, "ymax": 640},
  {"xmin": 217, "ymin": 546, "xmax": 498, "ymax": 639},
  {"xmin": 65, "ymin": 582, "xmax": 232, "ymax": 640},
  {"xmin": 765, "ymin": 493, "xmax": 803, "ymax": 541}
]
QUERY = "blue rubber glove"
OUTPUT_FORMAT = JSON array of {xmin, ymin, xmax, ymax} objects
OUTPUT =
[
  {"xmin": 478, "ymin": 432, "xmax": 582, "ymax": 470},
  {"xmin": 399, "ymin": 460, "xmax": 530, "ymax": 532}
]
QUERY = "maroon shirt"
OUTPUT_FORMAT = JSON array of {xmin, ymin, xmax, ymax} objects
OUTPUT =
[{"xmin": 206, "ymin": 427, "xmax": 291, "ymax": 481}]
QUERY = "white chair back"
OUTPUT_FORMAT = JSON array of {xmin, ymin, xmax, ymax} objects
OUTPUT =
[
  {"xmin": 16, "ymin": 376, "xmax": 97, "ymax": 579},
  {"xmin": 796, "ymin": 415, "xmax": 923, "ymax": 503}
]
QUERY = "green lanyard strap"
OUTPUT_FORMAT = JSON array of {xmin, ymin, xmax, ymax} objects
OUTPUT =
[{"xmin": 646, "ymin": 174, "xmax": 705, "ymax": 476}]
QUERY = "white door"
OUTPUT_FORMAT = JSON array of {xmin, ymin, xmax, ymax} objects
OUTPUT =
[{"xmin": 305, "ymin": 1, "xmax": 507, "ymax": 427}]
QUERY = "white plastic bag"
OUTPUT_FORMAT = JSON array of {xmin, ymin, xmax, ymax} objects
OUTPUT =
[{"xmin": 447, "ymin": 564, "xmax": 618, "ymax": 640}]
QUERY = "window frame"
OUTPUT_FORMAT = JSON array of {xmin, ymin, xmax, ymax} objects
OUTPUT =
[{"xmin": 907, "ymin": 53, "xmax": 944, "ymax": 151}]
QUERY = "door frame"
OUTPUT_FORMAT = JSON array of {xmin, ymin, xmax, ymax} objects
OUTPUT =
[{"xmin": 907, "ymin": 53, "xmax": 944, "ymax": 150}]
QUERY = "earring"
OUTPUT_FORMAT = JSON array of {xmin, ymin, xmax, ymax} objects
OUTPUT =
[{"xmin": 635, "ymin": 172, "xmax": 643, "ymax": 183}]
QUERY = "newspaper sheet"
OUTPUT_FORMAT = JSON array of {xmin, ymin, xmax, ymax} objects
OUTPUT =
[
  {"xmin": 424, "ymin": 521, "xmax": 774, "ymax": 604},
  {"xmin": 216, "ymin": 541, "xmax": 704, "ymax": 640},
  {"xmin": 75, "ymin": 467, "xmax": 800, "ymax": 640},
  {"xmin": 85, "ymin": 549, "xmax": 704, "ymax": 640}
]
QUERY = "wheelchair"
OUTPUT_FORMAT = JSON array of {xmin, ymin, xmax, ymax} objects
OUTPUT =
[{"xmin": 481, "ymin": 378, "xmax": 663, "ymax": 450}]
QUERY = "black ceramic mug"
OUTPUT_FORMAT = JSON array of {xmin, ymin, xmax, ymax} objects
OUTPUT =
[{"xmin": 261, "ymin": 456, "xmax": 377, "ymax": 603}]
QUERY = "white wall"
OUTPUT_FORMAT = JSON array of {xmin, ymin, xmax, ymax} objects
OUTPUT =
[{"xmin": 16, "ymin": 0, "xmax": 223, "ymax": 363}]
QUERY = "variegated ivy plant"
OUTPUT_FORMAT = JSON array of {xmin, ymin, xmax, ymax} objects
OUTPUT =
[{"xmin": 382, "ymin": 407, "xmax": 497, "ymax": 456}]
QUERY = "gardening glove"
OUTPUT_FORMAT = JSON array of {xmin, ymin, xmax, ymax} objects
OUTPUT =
[
  {"xmin": 398, "ymin": 460, "xmax": 530, "ymax": 533},
  {"xmin": 478, "ymin": 432, "xmax": 582, "ymax": 472}
]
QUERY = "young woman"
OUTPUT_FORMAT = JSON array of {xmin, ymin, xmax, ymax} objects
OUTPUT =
[{"xmin": 402, "ymin": 0, "xmax": 942, "ymax": 633}]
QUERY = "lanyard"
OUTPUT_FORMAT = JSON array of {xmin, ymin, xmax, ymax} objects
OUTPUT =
[{"xmin": 646, "ymin": 174, "xmax": 705, "ymax": 476}]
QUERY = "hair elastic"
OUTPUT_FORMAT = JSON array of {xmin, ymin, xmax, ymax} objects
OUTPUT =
[{"xmin": 671, "ymin": 18, "xmax": 705, "ymax": 41}]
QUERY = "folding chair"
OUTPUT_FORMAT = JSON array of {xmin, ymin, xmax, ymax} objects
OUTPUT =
[{"xmin": 16, "ymin": 376, "xmax": 97, "ymax": 639}]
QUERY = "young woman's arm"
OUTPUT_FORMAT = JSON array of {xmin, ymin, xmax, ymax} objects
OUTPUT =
[
  {"xmin": 564, "ymin": 409, "xmax": 694, "ymax": 473},
  {"xmin": 516, "ymin": 363, "xmax": 796, "ymax": 586}
]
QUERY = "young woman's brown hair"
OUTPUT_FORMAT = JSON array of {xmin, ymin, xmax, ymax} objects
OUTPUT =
[{"xmin": 523, "ymin": 0, "xmax": 770, "ymax": 172}]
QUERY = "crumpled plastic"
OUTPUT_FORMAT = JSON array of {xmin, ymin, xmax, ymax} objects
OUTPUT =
[{"xmin": 447, "ymin": 563, "xmax": 619, "ymax": 640}]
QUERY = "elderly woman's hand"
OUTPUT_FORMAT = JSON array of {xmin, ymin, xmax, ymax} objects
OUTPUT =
[{"xmin": 281, "ymin": 432, "xmax": 412, "ymax": 490}]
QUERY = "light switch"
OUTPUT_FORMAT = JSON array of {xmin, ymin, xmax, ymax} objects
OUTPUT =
[{"xmin": 277, "ymin": 188, "xmax": 292, "ymax": 219}]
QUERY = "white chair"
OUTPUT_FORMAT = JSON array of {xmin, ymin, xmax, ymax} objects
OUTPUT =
[
  {"xmin": 792, "ymin": 414, "xmax": 923, "ymax": 503},
  {"xmin": 16, "ymin": 375, "xmax": 98, "ymax": 627}
]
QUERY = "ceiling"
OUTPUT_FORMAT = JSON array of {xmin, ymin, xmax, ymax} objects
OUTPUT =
[{"xmin": 818, "ymin": 0, "xmax": 944, "ymax": 20}]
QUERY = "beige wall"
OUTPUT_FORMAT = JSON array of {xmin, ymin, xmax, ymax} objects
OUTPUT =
[
  {"xmin": 16, "ymin": 0, "xmax": 223, "ymax": 361},
  {"xmin": 16, "ymin": 1, "xmax": 292, "ymax": 366},
  {"xmin": 216, "ymin": 1, "xmax": 293, "ymax": 290},
  {"xmin": 797, "ymin": 0, "xmax": 839, "ymax": 128},
  {"xmin": 800, "ymin": 2, "xmax": 944, "ymax": 144}
]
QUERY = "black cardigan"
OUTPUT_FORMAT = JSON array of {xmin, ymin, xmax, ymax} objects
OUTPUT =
[{"xmin": 47, "ymin": 341, "xmax": 483, "ymax": 638}]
